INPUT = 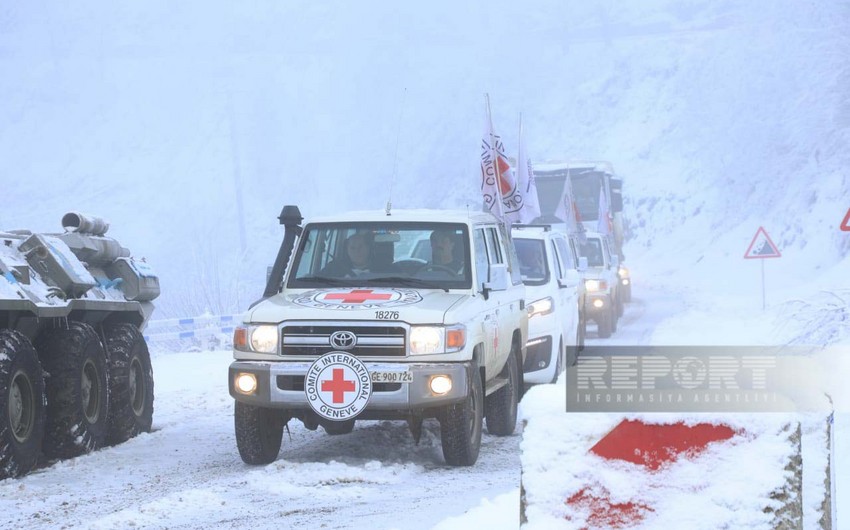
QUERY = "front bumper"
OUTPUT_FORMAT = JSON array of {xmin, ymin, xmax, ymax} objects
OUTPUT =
[{"xmin": 229, "ymin": 360, "xmax": 471, "ymax": 412}]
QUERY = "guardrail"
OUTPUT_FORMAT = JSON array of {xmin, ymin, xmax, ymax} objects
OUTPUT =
[{"xmin": 143, "ymin": 313, "xmax": 244, "ymax": 352}]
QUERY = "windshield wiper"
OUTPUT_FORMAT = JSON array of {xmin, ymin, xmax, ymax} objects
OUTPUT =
[{"xmin": 369, "ymin": 276, "xmax": 450, "ymax": 292}]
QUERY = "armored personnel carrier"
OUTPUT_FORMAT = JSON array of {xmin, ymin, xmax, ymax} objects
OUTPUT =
[{"xmin": 0, "ymin": 212, "xmax": 159, "ymax": 479}]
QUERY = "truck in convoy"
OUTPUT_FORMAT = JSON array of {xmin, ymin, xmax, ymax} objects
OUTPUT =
[
  {"xmin": 0, "ymin": 213, "xmax": 159, "ymax": 479},
  {"xmin": 532, "ymin": 160, "xmax": 631, "ymax": 302},
  {"xmin": 229, "ymin": 206, "xmax": 527, "ymax": 467}
]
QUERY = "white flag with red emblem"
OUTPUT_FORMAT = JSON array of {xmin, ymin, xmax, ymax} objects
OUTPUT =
[
  {"xmin": 514, "ymin": 118, "xmax": 541, "ymax": 224},
  {"xmin": 480, "ymin": 95, "xmax": 520, "ymax": 224},
  {"xmin": 554, "ymin": 169, "xmax": 582, "ymax": 233},
  {"xmin": 597, "ymin": 186, "xmax": 612, "ymax": 236}
]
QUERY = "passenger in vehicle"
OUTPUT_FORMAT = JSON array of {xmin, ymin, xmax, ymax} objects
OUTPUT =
[{"xmin": 429, "ymin": 229, "xmax": 464, "ymax": 273}]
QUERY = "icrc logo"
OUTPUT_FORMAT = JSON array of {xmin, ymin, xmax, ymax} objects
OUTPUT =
[{"xmin": 329, "ymin": 331, "xmax": 357, "ymax": 350}]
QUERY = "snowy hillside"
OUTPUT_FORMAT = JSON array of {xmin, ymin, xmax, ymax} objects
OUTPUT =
[{"xmin": 2, "ymin": 0, "xmax": 847, "ymax": 317}]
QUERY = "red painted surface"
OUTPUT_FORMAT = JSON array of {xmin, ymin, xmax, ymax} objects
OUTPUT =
[
  {"xmin": 566, "ymin": 487, "xmax": 653, "ymax": 529},
  {"xmin": 589, "ymin": 419, "xmax": 736, "ymax": 471},
  {"xmin": 841, "ymin": 208, "xmax": 850, "ymax": 232}
]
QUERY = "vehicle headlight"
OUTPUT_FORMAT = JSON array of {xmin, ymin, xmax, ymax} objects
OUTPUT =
[
  {"xmin": 585, "ymin": 279, "xmax": 608, "ymax": 292},
  {"xmin": 527, "ymin": 297, "xmax": 554, "ymax": 319},
  {"xmin": 618, "ymin": 266, "xmax": 630, "ymax": 279},
  {"xmin": 410, "ymin": 325, "xmax": 466, "ymax": 355},
  {"xmin": 233, "ymin": 324, "xmax": 279, "ymax": 354}
]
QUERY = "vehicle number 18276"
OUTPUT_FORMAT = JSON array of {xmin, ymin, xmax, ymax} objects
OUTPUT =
[{"xmin": 375, "ymin": 311, "xmax": 399, "ymax": 320}]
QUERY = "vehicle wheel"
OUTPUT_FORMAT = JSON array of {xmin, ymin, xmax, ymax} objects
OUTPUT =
[
  {"xmin": 596, "ymin": 313, "xmax": 613, "ymax": 339},
  {"xmin": 235, "ymin": 401, "xmax": 285, "ymax": 465},
  {"xmin": 440, "ymin": 364, "xmax": 483, "ymax": 466},
  {"xmin": 486, "ymin": 347, "xmax": 519, "ymax": 436},
  {"xmin": 578, "ymin": 311, "xmax": 587, "ymax": 351},
  {"xmin": 0, "ymin": 330, "xmax": 46, "ymax": 479},
  {"xmin": 324, "ymin": 420, "xmax": 355, "ymax": 435},
  {"xmin": 103, "ymin": 323, "xmax": 154, "ymax": 445},
  {"xmin": 623, "ymin": 284, "xmax": 632, "ymax": 303},
  {"xmin": 36, "ymin": 321, "xmax": 110, "ymax": 459},
  {"xmin": 616, "ymin": 292, "xmax": 625, "ymax": 318},
  {"xmin": 611, "ymin": 303, "xmax": 619, "ymax": 333},
  {"xmin": 567, "ymin": 326, "xmax": 581, "ymax": 367},
  {"xmin": 549, "ymin": 339, "xmax": 563, "ymax": 384}
]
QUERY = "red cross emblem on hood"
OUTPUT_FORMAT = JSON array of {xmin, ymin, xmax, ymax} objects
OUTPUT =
[{"xmin": 323, "ymin": 289, "xmax": 393, "ymax": 304}]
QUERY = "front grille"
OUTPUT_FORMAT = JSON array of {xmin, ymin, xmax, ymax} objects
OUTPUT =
[{"xmin": 281, "ymin": 324, "xmax": 407, "ymax": 357}]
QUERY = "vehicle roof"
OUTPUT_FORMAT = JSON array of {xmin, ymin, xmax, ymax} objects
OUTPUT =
[
  {"xmin": 511, "ymin": 225, "xmax": 562, "ymax": 240},
  {"xmin": 304, "ymin": 208, "xmax": 499, "ymax": 225},
  {"xmin": 533, "ymin": 160, "xmax": 615, "ymax": 175}
]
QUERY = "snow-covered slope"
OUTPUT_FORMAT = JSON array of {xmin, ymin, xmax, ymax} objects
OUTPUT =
[{"xmin": 1, "ymin": 0, "xmax": 848, "ymax": 318}]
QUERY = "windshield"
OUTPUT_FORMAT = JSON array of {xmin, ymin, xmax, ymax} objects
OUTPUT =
[
  {"xmin": 287, "ymin": 222, "xmax": 471, "ymax": 289},
  {"xmin": 578, "ymin": 238, "xmax": 605, "ymax": 267},
  {"xmin": 514, "ymin": 238, "xmax": 549, "ymax": 286}
]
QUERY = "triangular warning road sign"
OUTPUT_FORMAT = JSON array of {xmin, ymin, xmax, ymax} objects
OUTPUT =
[
  {"xmin": 744, "ymin": 227, "xmax": 781, "ymax": 259},
  {"xmin": 841, "ymin": 208, "xmax": 850, "ymax": 232}
]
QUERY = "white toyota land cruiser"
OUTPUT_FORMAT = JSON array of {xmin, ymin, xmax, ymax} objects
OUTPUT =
[{"xmin": 229, "ymin": 206, "xmax": 527, "ymax": 467}]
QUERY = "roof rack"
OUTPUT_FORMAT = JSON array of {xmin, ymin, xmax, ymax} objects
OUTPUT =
[{"xmin": 511, "ymin": 224, "xmax": 552, "ymax": 231}]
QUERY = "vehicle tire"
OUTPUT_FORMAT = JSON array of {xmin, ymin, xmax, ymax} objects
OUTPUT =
[
  {"xmin": 623, "ymin": 284, "xmax": 632, "ymax": 303},
  {"xmin": 0, "ymin": 330, "xmax": 46, "ymax": 479},
  {"xmin": 611, "ymin": 303, "xmax": 619, "ymax": 333},
  {"xmin": 103, "ymin": 323, "xmax": 154, "ymax": 445},
  {"xmin": 578, "ymin": 310, "xmax": 587, "ymax": 351},
  {"xmin": 549, "ymin": 339, "xmax": 564, "ymax": 384},
  {"xmin": 440, "ymin": 364, "xmax": 483, "ymax": 466},
  {"xmin": 235, "ymin": 401, "xmax": 285, "ymax": 465},
  {"xmin": 323, "ymin": 420, "xmax": 355, "ymax": 435},
  {"xmin": 567, "ymin": 326, "xmax": 581, "ymax": 367},
  {"xmin": 616, "ymin": 292, "xmax": 625, "ymax": 318},
  {"xmin": 486, "ymin": 347, "xmax": 519, "ymax": 436},
  {"xmin": 596, "ymin": 313, "xmax": 613, "ymax": 339},
  {"xmin": 36, "ymin": 321, "xmax": 110, "ymax": 459}
]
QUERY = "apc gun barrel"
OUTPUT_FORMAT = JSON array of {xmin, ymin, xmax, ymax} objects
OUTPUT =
[{"xmin": 62, "ymin": 212, "xmax": 110, "ymax": 236}]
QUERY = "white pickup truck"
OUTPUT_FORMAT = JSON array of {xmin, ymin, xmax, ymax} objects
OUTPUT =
[{"xmin": 229, "ymin": 206, "xmax": 527, "ymax": 466}]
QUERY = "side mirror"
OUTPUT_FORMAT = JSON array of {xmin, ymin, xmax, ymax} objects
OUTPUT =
[
  {"xmin": 577, "ymin": 257, "xmax": 588, "ymax": 271},
  {"xmin": 559, "ymin": 269, "xmax": 581, "ymax": 289},
  {"xmin": 482, "ymin": 263, "xmax": 510, "ymax": 293}
]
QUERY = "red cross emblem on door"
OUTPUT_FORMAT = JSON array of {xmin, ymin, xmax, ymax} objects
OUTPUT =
[{"xmin": 323, "ymin": 289, "xmax": 393, "ymax": 304}]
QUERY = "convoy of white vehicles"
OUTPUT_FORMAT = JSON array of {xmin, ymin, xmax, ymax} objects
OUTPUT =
[{"xmin": 228, "ymin": 185, "xmax": 631, "ymax": 466}]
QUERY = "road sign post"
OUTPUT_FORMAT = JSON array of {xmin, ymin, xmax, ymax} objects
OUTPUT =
[{"xmin": 744, "ymin": 226, "xmax": 781, "ymax": 310}]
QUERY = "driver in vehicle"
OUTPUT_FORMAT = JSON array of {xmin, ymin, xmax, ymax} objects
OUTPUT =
[
  {"xmin": 321, "ymin": 232, "xmax": 373, "ymax": 277},
  {"xmin": 429, "ymin": 229, "xmax": 464, "ymax": 274}
]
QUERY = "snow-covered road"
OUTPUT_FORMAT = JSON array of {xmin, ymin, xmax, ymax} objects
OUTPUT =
[{"xmin": 0, "ymin": 348, "xmax": 522, "ymax": 530}]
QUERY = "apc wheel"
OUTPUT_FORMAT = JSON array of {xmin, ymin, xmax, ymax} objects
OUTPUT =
[
  {"xmin": 235, "ymin": 401, "xmax": 285, "ymax": 465},
  {"xmin": 36, "ymin": 322, "xmax": 110, "ymax": 459},
  {"xmin": 486, "ymin": 347, "xmax": 519, "ymax": 436},
  {"xmin": 440, "ymin": 364, "xmax": 483, "ymax": 466},
  {"xmin": 104, "ymin": 323, "xmax": 154, "ymax": 445},
  {"xmin": 0, "ymin": 330, "xmax": 46, "ymax": 479},
  {"xmin": 323, "ymin": 420, "xmax": 355, "ymax": 435}
]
